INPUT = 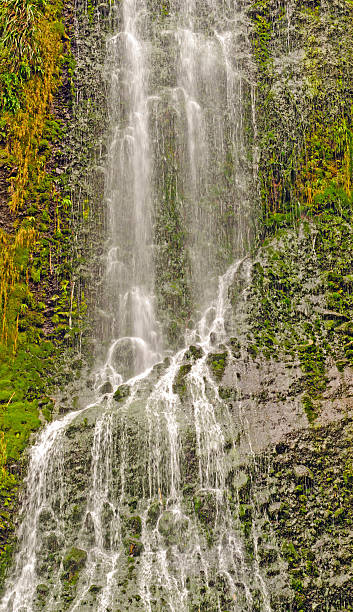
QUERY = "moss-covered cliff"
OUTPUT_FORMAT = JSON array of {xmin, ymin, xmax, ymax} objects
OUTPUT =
[
  {"xmin": 0, "ymin": 0, "xmax": 110, "ymax": 585},
  {"xmin": 0, "ymin": 0, "xmax": 71, "ymax": 581},
  {"xmin": 234, "ymin": 0, "xmax": 353, "ymax": 607},
  {"xmin": 1, "ymin": 0, "xmax": 353, "ymax": 608}
]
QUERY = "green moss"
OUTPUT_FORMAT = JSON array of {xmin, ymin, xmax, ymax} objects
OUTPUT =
[
  {"xmin": 184, "ymin": 345, "xmax": 203, "ymax": 361},
  {"xmin": 206, "ymin": 352, "xmax": 228, "ymax": 381},
  {"xmin": 126, "ymin": 515, "xmax": 142, "ymax": 537},
  {"xmin": 302, "ymin": 395, "xmax": 318, "ymax": 424},
  {"xmin": 124, "ymin": 537, "xmax": 143, "ymax": 558},
  {"xmin": 113, "ymin": 384, "xmax": 130, "ymax": 403},
  {"xmin": 172, "ymin": 364, "xmax": 192, "ymax": 398},
  {"xmin": 62, "ymin": 547, "xmax": 87, "ymax": 583}
]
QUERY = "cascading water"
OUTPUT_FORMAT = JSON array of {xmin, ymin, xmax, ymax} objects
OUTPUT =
[
  {"xmin": 97, "ymin": 0, "xmax": 162, "ymax": 385},
  {"xmin": 0, "ymin": 1, "xmax": 271, "ymax": 611}
]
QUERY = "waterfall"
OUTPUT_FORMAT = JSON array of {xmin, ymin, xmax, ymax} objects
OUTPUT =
[
  {"xmin": 0, "ymin": 1, "xmax": 267, "ymax": 611},
  {"xmin": 97, "ymin": 0, "xmax": 162, "ymax": 384}
]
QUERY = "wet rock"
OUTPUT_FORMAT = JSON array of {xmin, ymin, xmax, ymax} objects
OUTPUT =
[
  {"xmin": 158, "ymin": 510, "xmax": 188, "ymax": 545},
  {"xmin": 113, "ymin": 384, "xmax": 130, "ymax": 402},
  {"xmin": 206, "ymin": 352, "xmax": 228, "ymax": 381},
  {"xmin": 172, "ymin": 364, "xmax": 192, "ymax": 398},
  {"xmin": 194, "ymin": 491, "xmax": 218, "ymax": 526},
  {"xmin": 184, "ymin": 345, "xmax": 204, "ymax": 361},
  {"xmin": 147, "ymin": 501, "xmax": 161, "ymax": 527},
  {"xmin": 259, "ymin": 547, "xmax": 278, "ymax": 566},
  {"xmin": 232, "ymin": 470, "xmax": 249, "ymax": 493},
  {"xmin": 88, "ymin": 584, "xmax": 102, "ymax": 594},
  {"xmin": 125, "ymin": 537, "xmax": 143, "ymax": 557},
  {"xmin": 152, "ymin": 361, "xmax": 167, "ymax": 377},
  {"xmin": 219, "ymin": 386, "xmax": 236, "ymax": 401},
  {"xmin": 268, "ymin": 502, "xmax": 284, "ymax": 518},
  {"xmin": 62, "ymin": 547, "xmax": 87, "ymax": 580},
  {"xmin": 293, "ymin": 464, "xmax": 314, "ymax": 484},
  {"xmin": 158, "ymin": 510, "xmax": 175, "ymax": 536},
  {"xmin": 46, "ymin": 534, "xmax": 59, "ymax": 552},
  {"xmin": 38, "ymin": 509, "xmax": 53, "ymax": 530},
  {"xmin": 99, "ymin": 381, "xmax": 113, "ymax": 394},
  {"xmin": 228, "ymin": 337, "xmax": 241, "ymax": 358},
  {"xmin": 82, "ymin": 512, "xmax": 96, "ymax": 547}
]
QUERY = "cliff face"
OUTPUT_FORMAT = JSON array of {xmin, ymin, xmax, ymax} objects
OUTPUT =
[
  {"xmin": 231, "ymin": 0, "xmax": 353, "ymax": 607},
  {"xmin": 0, "ymin": 0, "xmax": 110, "ymax": 585},
  {"xmin": 0, "ymin": 0, "xmax": 71, "ymax": 581},
  {"xmin": 0, "ymin": 0, "xmax": 353, "ymax": 609}
]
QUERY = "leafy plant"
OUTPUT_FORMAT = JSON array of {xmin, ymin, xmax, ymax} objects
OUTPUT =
[{"xmin": 0, "ymin": 0, "xmax": 42, "ymax": 70}]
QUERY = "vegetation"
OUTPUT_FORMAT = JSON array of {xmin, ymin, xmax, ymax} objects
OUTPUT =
[
  {"xmin": 0, "ymin": 0, "xmax": 83, "ymax": 584},
  {"xmin": 245, "ymin": 1, "xmax": 353, "ymax": 607},
  {"xmin": 247, "ymin": 0, "xmax": 353, "ymax": 417}
]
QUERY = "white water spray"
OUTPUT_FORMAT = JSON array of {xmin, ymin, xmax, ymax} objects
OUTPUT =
[{"xmin": 0, "ymin": 0, "xmax": 267, "ymax": 610}]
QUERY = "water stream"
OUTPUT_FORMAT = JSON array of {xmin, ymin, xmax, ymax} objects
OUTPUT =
[
  {"xmin": 1, "ymin": 256, "xmax": 273, "ymax": 612},
  {"xmin": 0, "ymin": 0, "xmax": 268, "ymax": 610}
]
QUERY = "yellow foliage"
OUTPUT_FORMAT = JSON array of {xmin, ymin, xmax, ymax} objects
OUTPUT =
[
  {"xmin": 0, "ymin": 3, "xmax": 64, "ymax": 349},
  {"xmin": 0, "ymin": 432, "xmax": 7, "ymax": 476},
  {"xmin": 296, "ymin": 117, "xmax": 353, "ymax": 210},
  {"xmin": 5, "ymin": 11, "xmax": 63, "ymax": 212},
  {"xmin": 0, "ymin": 227, "xmax": 36, "ymax": 345}
]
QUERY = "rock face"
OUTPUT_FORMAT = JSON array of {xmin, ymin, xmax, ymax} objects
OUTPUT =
[
  {"xmin": 2, "ymin": 1, "xmax": 353, "ymax": 611},
  {"xmin": 3, "ymin": 244, "xmax": 353, "ymax": 611}
]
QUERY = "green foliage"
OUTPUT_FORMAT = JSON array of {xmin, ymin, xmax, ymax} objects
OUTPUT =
[
  {"xmin": 249, "ymin": 0, "xmax": 353, "ymax": 234},
  {"xmin": 251, "ymin": 3, "xmax": 273, "ymax": 71},
  {"xmin": 0, "ymin": 0, "xmax": 83, "ymax": 590},
  {"xmin": 0, "ymin": 73, "xmax": 21, "ymax": 113},
  {"xmin": 0, "ymin": 0, "xmax": 42, "ymax": 67},
  {"xmin": 0, "ymin": 0, "xmax": 48, "ymax": 112}
]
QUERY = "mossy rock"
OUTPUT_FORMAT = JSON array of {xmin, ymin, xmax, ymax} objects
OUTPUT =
[
  {"xmin": 219, "ymin": 386, "xmax": 235, "ymax": 401},
  {"xmin": 62, "ymin": 547, "xmax": 87, "ymax": 581},
  {"xmin": 126, "ymin": 515, "xmax": 142, "ymax": 537},
  {"xmin": 206, "ymin": 352, "xmax": 228, "ymax": 381},
  {"xmin": 113, "ymin": 384, "xmax": 130, "ymax": 402},
  {"xmin": 184, "ymin": 345, "xmax": 203, "ymax": 361},
  {"xmin": 157, "ymin": 510, "xmax": 188, "ymax": 545},
  {"xmin": 228, "ymin": 337, "xmax": 241, "ymax": 358},
  {"xmin": 194, "ymin": 491, "xmax": 218, "ymax": 526},
  {"xmin": 88, "ymin": 584, "xmax": 102, "ymax": 594},
  {"xmin": 172, "ymin": 364, "xmax": 192, "ymax": 398},
  {"xmin": 99, "ymin": 381, "xmax": 113, "ymax": 394},
  {"xmin": 293, "ymin": 464, "xmax": 314, "ymax": 485},
  {"xmin": 35, "ymin": 582, "xmax": 49, "ymax": 606},
  {"xmin": 147, "ymin": 501, "xmax": 161, "ymax": 527},
  {"xmin": 239, "ymin": 504, "xmax": 253, "ymax": 522},
  {"xmin": 336, "ymin": 321, "xmax": 353, "ymax": 336},
  {"xmin": 125, "ymin": 537, "xmax": 143, "ymax": 557}
]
